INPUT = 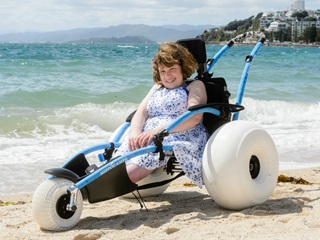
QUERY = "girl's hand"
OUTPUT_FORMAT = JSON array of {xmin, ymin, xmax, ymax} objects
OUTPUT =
[
  {"xmin": 128, "ymin": 131, "xmax": 141, "ymax": 151},
  {"xmin": 128, "ymin": 127, "xmax": 162, "ymax": 150}
]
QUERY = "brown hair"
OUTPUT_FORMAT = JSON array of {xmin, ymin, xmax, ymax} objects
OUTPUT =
[{"xmin": 152, "ymin": 42, "xmax": 198, "ymax": 85}]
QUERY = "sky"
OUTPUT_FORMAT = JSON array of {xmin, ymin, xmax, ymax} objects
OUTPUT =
[{"xmin": 0, "ymin": 0, "xmax": 319, "ymax": 34}]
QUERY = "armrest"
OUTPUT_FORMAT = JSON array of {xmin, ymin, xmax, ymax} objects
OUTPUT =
[{"xmin": 188, "ymin": 103, "xmax": 244, "ymax": 113}]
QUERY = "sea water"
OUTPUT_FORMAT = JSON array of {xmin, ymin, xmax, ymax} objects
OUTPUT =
[{"xmin": 0, "ymin": 43, "xmax": 319, "ymax": 194}]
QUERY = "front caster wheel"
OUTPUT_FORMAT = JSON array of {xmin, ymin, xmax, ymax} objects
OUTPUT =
[{"xmin": 32, "ymin": 178, "xmax": 83, "ymax": 231}]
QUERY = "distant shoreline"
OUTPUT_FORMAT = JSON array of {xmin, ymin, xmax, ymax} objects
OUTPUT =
[
  {"xmin": 208, "ymin": 41, "xmax": 320, "ymax": 48},
  {"xmin": 1, "ymin": 41, "xmax": 319, "ymax": 48}
]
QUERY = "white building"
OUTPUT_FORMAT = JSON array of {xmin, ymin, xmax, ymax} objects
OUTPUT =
[
  {"xmin": 260, "ymin": 16, "xmax": 276, "ymax": 29},
  {"xmin": 267, "ymin": 21, "xmax": 291, "ymax": 31},
  {"xmin": 291, "ymin": 20, "xmax": 320, "ymax": 40},
  {"xmin": 290, "ymin": 0, "xmax": 305, "ymax": 12}
]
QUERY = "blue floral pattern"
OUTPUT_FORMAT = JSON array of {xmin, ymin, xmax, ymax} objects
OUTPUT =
[{"xmin": 118, "ymin": 85, "xmax": 208, "ymax": 187}]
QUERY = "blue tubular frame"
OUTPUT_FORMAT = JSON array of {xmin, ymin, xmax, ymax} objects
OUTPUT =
[
  {"xmin": 232, "ymin": 35, "xmax": 265, "ymax": 120},
  {"xmin": 206, "ymin": 31, "xmax": 266, "ymax": 121},
  {"xmin": 207, "ymin": 31, "xmax": 263, "ymax": 73},
  {"xmin": 165, "ymin": 107, "xmax": 220, "ymax": 132},
  {"xmin": 71, "ymin": 145, "xmax": 173, "ymax": 190},
  {"xmin": 111, "ymin": 122, "xmax": 131, "ymax": 142},
  {"xmin": 207, "ymin": 43, "xmax": 232, "ymax": 73}
]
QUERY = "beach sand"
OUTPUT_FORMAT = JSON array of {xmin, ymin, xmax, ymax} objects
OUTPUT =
[{"xmin": 1, "ymin": 168, "xmax": 320, "ymax": 240}]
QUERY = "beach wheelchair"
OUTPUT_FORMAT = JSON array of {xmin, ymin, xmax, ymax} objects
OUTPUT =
[{"xmin": 32, "ymin": 32, "xmax": 279, "ymax": 231}]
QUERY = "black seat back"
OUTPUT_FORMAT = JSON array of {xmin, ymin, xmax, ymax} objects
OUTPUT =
[
  {"xmin": 177, "ymin": 38, "xmax": 231, "ymax": 135},
  {"xmin": 176, "ymin": 38, "xmax": 207, "ymax": 80},
  {"xmin": 202, "ymin": 78, "xmax": 231, "ymax": 135}
]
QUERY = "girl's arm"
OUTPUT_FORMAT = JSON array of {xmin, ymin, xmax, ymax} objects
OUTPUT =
[
  {"xmin": 128, "ymin": 84, "xmax": 157, "ymax": 150},
  {"xmin": 170, "ymin": 80, "xmax": 207, "ymax": 133}
]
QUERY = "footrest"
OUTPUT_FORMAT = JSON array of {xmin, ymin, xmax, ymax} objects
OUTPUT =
[{"xmin": 85, "ymin": 162, "xmax": 138, "ymax": 203}]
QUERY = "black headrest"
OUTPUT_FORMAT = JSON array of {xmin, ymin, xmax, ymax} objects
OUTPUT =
[{"xmin": 176, "ymin": 38, "xmax": 207, "ymax": 64}]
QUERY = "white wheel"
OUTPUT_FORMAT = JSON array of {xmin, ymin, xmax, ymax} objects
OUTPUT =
[
  {"xmin": 32, "ymin": 178, "xmax": 83, "ymax": 231},
  {"xmin": 202, "ymin": 121, "xmax": 278, "ymax": 210},
  {"xmin": 122, "ymin": 167, "xmax": 174, "ymax": 198}
]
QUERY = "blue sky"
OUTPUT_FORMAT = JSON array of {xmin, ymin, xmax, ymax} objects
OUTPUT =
[{"xmin": 0, "ymin": 0, "xmax": 318, "ymax": 34}]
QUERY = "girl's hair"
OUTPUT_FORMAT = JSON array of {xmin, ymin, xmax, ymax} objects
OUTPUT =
[{"xmin": 152, "ymin": 42, "xmax": 198, "ymax": 85}]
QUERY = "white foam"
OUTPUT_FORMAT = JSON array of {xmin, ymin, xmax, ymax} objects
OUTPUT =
[
  {"xmin": 0, "ymin": 102, "xmax": 138, "ymax": 165},
  {"xmin": 235, "ymin": 98, "xmax": 320, "ymax": 168}
]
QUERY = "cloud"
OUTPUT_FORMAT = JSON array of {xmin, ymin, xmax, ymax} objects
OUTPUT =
[{"xmin": 0, "ymin": 0, "xmax": 318, "ymax": 34}]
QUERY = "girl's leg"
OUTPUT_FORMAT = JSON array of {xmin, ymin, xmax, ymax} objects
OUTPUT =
[{"xmin": 126, "ymin": 164, "xmax": 154, "ymax": 183}]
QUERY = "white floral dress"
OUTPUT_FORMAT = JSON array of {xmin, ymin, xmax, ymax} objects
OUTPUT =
[{"xmin": 118, "ymin": 85, "xmax": 208, "ymax": 187}]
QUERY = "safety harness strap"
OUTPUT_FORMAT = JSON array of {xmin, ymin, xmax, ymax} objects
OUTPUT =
[{"xmin": 137, "ymin": 171, "xmax": 185, "ymax": 190}]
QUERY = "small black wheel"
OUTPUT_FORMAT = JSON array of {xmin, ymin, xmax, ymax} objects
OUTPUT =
[{"xmin": 56, "ymin": 193, "xmax": 76, "ymax": 219}]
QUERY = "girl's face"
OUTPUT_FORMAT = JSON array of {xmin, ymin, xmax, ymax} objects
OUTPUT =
[{"xmin": 158, "ymin": 64, "xmax": 184, "ymax": 89}]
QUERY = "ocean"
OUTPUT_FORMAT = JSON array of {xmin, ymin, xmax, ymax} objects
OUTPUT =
[{"xmin": 0, "ymin": 42, "xmax": 319, "ymax": 195}]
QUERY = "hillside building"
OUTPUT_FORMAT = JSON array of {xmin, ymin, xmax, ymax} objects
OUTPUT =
[
  {"xmin": 259, "ymin": 0, "xmax": 320, "ymax": 41},
  {"xmin": 260, "ymin": 16, "xmax": 276, "ymax": 29},
  {"xmin": 290, "ymin": 0, "xmax": 305, "ymax": 12},
  {"xmin": 291, "ymin": 20, "xmax": 320, "ymax": 41},
  {"xmin": 268, "ymin": 21, "xmax": 291, "ymax": 31}
]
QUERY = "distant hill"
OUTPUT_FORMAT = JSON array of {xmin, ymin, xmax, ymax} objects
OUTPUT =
[
  {"xmin": 162, "ymin": 24, "xmax": 214, "ymax": 32},
  {"xmin": 0, "ymin": 24, "xmax": 215, "ymax": 43},
  {"xmin": 68, "ymin": 36, "xmax": 157, "ymax": 44}
]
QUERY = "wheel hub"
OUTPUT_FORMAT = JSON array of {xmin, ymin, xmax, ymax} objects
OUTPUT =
[
  {"xmin": 56, "ymin": 194, "xmax": 76, "ymax": 219},
  {"xmin": 249, "ymin": 155, "xmax": 260, "ymax": 179}
]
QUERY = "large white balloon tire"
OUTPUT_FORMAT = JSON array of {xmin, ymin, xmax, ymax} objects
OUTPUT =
[
  {"xmin": 32, "ymin": 178, "xmax": 83, "ymax": 231},
  {"xmin": 202, "ymin": 120, "xmax": 279, "ymax": 210}
]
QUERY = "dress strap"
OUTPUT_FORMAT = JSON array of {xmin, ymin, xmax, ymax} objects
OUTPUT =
[{"xmin": 182, "ymin": 85, "xmax": 189, "ymax": 95}]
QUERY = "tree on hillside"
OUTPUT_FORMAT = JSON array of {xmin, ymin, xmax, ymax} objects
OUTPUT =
[
  {"xmin": 304, "ymin": 17, "xmax": 317, "ymax": 21},
  {"xmin": 273, "ymin": 29, "xmax": 292, "ymax": 42},
  {"xmin": 304, "ymin": 26, "xmax": 317, "ymax": 43},
  {"xmin": 252, "ymin": 13, "xmax": 264, "ymax": 30},
  {"xmin": 291, "ymin": 11, "xmax": 308, "ymax": 20},
  {"xmin": 224, "ymin": 16, "xmax": 254, "ymax": 31},
  {"xmin": 201, "ymin": 14, "xmax": 263, "ymax": 43},
  {"xmin": 317, "ymin": 29, "xmax": 320, "ymax": 42}
]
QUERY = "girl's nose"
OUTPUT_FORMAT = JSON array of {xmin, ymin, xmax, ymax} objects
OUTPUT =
[{"xmin": 163, "ymin": 71, "xmax": 171, "ymax": 80}]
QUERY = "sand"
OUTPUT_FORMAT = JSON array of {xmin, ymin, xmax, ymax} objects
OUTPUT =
[{"xmin": 1, "ymin": 167, "xmax": 320, "ymax": 240}]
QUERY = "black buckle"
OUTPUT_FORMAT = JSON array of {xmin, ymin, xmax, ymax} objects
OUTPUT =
[
  {"xmin": 245, "ymin": 55, "xmax": 253, "ymax": 62},
  {"xmin": 103, "ymin": 142, "xmax": 115, "ymax": 161},
  {"xmin": 153, "ymin": 130, "xmax": 169, "ymax": 160}
]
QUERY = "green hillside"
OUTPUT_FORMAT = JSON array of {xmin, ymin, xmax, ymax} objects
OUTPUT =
[{"xmin": 199, "ymin": 13, "xmax": 263, "ymax": 43}]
